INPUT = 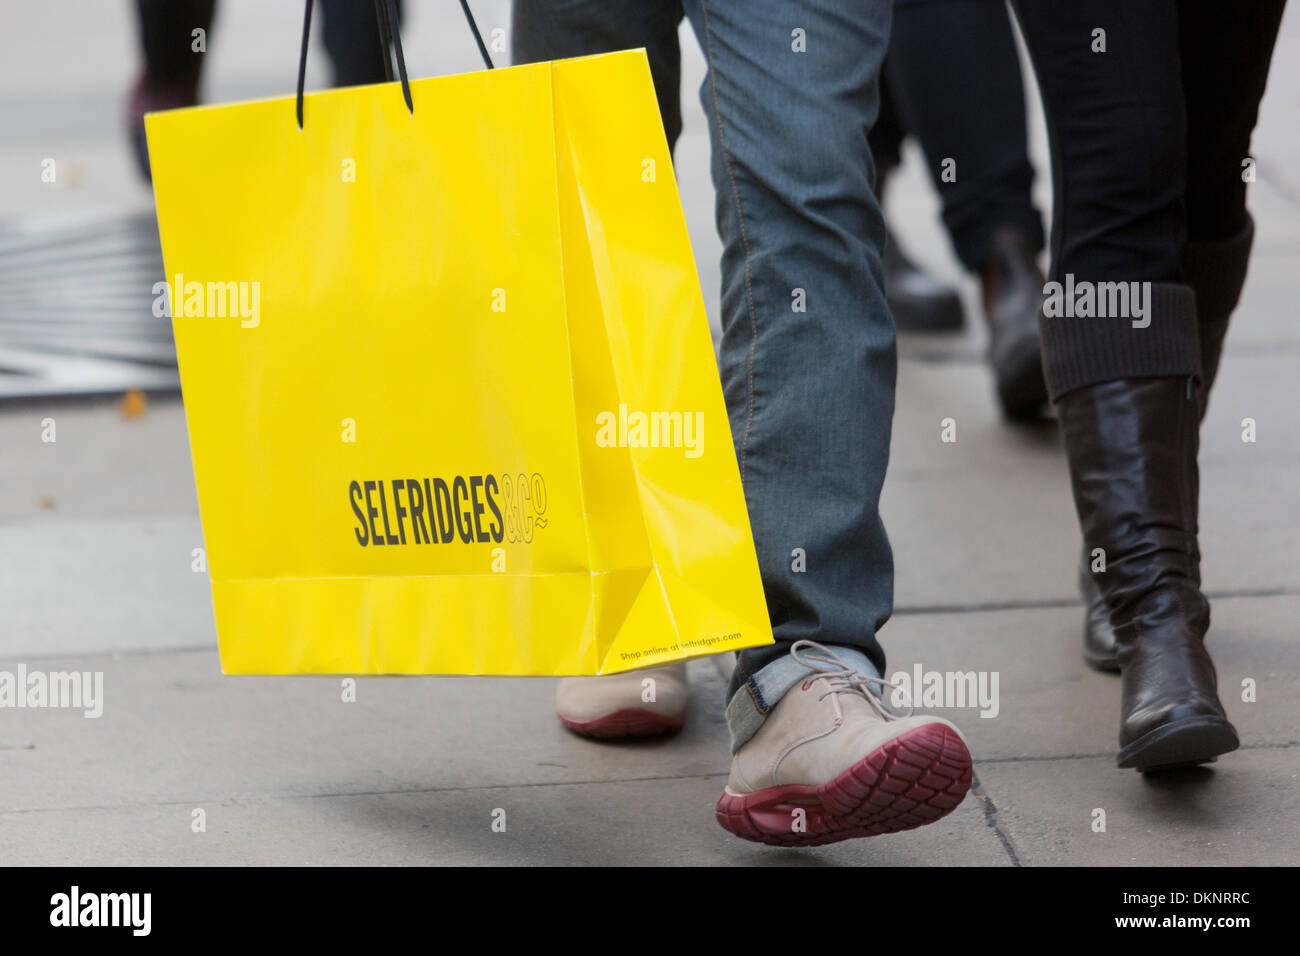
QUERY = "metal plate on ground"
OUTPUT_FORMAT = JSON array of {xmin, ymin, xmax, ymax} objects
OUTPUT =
[{"xmin": 0, "ymin": 214, "xmax": 179, "ymax": 399}]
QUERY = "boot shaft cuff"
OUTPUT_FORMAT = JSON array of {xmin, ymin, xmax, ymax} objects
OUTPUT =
[{"xmin": 1039, "ymin": 281, "xmax": 1200, "ymax": 402}]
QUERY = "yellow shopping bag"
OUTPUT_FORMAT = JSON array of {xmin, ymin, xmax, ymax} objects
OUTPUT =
[{"xmin": 145, "ymin": 47, "xmax": 773, "ymax": 675}]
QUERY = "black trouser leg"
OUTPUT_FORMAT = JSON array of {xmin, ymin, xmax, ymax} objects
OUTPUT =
[
  {"xmin": 1012, "ymin": 0, "xmax": 1187, "ymax": 288},
  {"xmin": 871, "ymin": 70, "xmax": 967, "ymax": 334},
  {"xmin": 319, "ymin": 0, "xmax": 403, "ymax": 88},
  {"xmin": 135, "ymin": 0, "xmax": 214, "ymax": 87},
  {"xmin": 511, "ymin": 0, "xmax": 684, "ymax": 153},
  {"xmin": 1180, "ymin": 1, "xmax": 1285, "ymax": 243},
  {"xmin": 868, "ymin": 72, "xmax": 905, "ymax": 180},
  {"xmin": 886, "ymin": 0, "xmax": 1043, "ymax": 273},
  {"xmin": 1178, "ymin": 1, "xmax": 1284, "ymax": 398},
  {"xmin": 1008, "ymin": 1, "xmax": 1289, "ymax": 769}
]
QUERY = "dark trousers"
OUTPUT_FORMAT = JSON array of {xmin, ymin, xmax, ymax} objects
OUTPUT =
[
  {"xmin": 871, "ymin": 0, "xmax": 1044, "ymax": 273},
  {"xmin": 1012, "ymin": 0, "xmax": 1284, "ymax": 287},
  {"xmin": 1010, "ymin": 0, "xmax": 1285, "ymax": 399},
  {"xmin": 135, "ymin": 0, "xmax": 400, "ymax": 88}
]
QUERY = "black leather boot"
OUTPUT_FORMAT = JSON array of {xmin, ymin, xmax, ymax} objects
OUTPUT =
[
  {"xmin": 883, "ymin": 228, "xmax": 965, "ymax": 332},
  {"xmin": 1058, "ymin": 376, "xmax": 1238, "ymax": 771},
  {"xmin": 876, "ymin": 164, "xmax": 965, "ymax": 333},
  {"xmin": 1079, "ymin": 218, "xmax": 1255, "ymax": 671},
  {"xmin": 981, "ymin": 228, "xmax": 1048, "ymax": 419},
  {"xmin": 1079, "ymin": 557, "xmax": 1119, "ymax": 672}
]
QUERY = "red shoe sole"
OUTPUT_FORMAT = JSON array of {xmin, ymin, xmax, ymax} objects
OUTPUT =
[
  {"xmin": 715, "ymin": 721, "xmax": 973, "ymax": 847},
  {"xmin": 559, "ymin": 707, "xmax": 686, "ymax": 740}
]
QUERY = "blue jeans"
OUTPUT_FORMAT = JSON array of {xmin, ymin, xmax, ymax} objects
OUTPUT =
[{"xmin": 513, "ymin": 0, "xmax": 895, "ymax": 751}]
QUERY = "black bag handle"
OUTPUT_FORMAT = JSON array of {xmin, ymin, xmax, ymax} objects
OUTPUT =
[{"xmin": 296, "ymin": 0, "xmax": 494, "ymax": 130}]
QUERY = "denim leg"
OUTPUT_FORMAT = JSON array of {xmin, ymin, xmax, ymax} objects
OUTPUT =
[{"xmin": 680, "ymin": 0, "xmax": 896, "ymax": 750}]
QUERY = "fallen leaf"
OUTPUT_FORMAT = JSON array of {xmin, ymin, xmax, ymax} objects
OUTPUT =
[{"xmin": 120, "ymin": 389, "xmax": 148, "ymax": 419}]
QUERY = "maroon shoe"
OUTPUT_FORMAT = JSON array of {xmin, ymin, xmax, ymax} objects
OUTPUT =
[
  {"xmin": 555, "ymin": 662, "xmax": 688, "ymax": 740},
  {"xmin": 716, "ymin": 642, "xmax": 972, "ymax": 847}
]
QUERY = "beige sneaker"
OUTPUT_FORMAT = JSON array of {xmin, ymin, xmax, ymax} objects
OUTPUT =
[
  {"xmin": 556, "ymin": 662, "xmax": 689, "ymax": 739},
  {"xmin": 716, "ymin": 641, "xmax": 972, "ymax": 846}
]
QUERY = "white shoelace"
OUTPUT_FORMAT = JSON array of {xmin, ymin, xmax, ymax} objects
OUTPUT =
[{"xmin": 789, "ymin": 639, "xmax": 914, "ymax": 720}]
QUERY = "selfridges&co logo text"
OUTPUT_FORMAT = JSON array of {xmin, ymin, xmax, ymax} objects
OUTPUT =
[{"xmin": 349, "ymin": 472, "xmax": 548, "ymax": 547}]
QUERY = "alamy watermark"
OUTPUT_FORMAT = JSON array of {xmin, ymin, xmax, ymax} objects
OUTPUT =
[
  {"xmin": 595, "ymin": 404, "xmax": 703, "ymax": 458},
  {"xmin": 887, "ymin": 664, "xmax": 999, "ymax": 719},
  {"xmin": 151, "ymin": 274, "xmax": 260, "ymax": 328},
  {"xmin": 0, "ymin": 665, "xmax": 103, "ymax": 718},
  {"xmin": 1042, "ymin": 273, "xmax": 1152, "ymax": 328},
  {"xmin": 50, "ymin": 886, "xmax": 150, "ymax": 936}
]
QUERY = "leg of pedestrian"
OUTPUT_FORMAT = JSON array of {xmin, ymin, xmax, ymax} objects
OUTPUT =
[{"xmin": 681, "ymin": 0, "xmax": 972, "ymax": 844}]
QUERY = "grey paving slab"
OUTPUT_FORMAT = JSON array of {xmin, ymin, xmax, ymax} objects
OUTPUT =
[
  {"xmin": 891, "ymin": 351, "xmax": 1300, "ymax": 474},
  {"xmin": 0, "ymin": 397, "xmax": 196, "ymax": 522},
  {"xmin": 884, "ymin": 352, "xmax": 1300, "ymax": 609},
  {"xmin": 974, "ymin": 746, "xmax": 1300, "ymax": 867},
  {"xmin": 0, "ymin": 650, "xmax": 1006, "ymax": 866},
  {"xmin": 0, "ymin": 516, "xmax": 210, "ymax": 659},
  {"xmin": 0, "ymin": 656, "xmax": 733, "ymax": 812},
  {"xmin": 7, "ymin": 595, "xmax": 1292, "ymax": 864},
  {"xmin": 1220, "ymin": 247, "xmax": 1300, "ymax": 348},
  {"xmin": 1243, "ymin": 175, "xmax": 1300, "ymax": 254},
  {"xmin": 883, "ymin": 456, "xmax": 1300, "ymax": 611},
  {"xmin": 878, "ymin": 595, "xmax": 1300, "ymax": 762},
  {"xmin": 1199, "ymin": 354, "xmax": 1300, "ymax": 460},
  {"xmin": 1251, "ymin": 9, "xmax": 1300, "ymax": 226},
  {"xmin": 884, "ymin": 467, "xmax": 1079, "ymax": 609},
  {"xmin": 0, "ymin": 775, "xmax": 1004, "ymax": 867}
]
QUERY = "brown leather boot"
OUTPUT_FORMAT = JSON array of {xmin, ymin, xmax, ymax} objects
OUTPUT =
[
  {"xmin": 1058, "ymin": 376, "xmax": 1238, "ymax": 771},
  {"xmin": 878, "ymin": 165, "xmax": 965, "ymax": 333},
  {"xmin": 981, "ymin": 228, "xmax": 1048, "ymax": 419},
  {"xmin": 1080, "ymin": 218, "xmax": 1255, "ymax": 671}
]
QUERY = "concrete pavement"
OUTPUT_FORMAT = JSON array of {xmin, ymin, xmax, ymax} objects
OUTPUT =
[{"xmin": 1, "ymin": 1, "xmax": 1297, "ymax": 865}]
